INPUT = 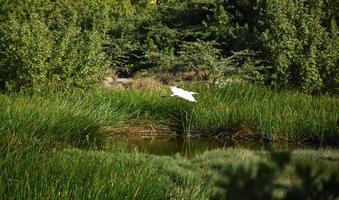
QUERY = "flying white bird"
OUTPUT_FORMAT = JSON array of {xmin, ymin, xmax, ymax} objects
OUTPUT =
[{"xmin": 170, "ymin": 86, "xmax": 198, "ymax": 102}]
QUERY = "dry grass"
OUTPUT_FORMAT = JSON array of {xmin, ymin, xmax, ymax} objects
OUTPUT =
[
  {"xmin": 103, "ymin": 120, "xmax": 174, "ymax": 138},
  {"xmin": 130, "ymin": 77, "xmax": 165, "ymax": 92}
]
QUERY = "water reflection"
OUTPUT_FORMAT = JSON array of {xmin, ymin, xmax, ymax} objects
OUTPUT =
[{"xmin": 113, "ymin": 136, "xmax": 322, "ymax": 157}]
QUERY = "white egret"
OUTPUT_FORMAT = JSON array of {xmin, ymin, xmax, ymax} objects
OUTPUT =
[{"xmin": 170, "ymin": 86, "xmax": 198, "ymax": 102}]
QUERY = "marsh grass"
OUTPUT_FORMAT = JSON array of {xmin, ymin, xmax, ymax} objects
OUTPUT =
[
  {"xmin": 1, "ymin": 85, "xmax": 337, "ymax": 199},
  {"xmin": 0, "ymin": 94, "xmax": 104, "ymax": 150},
  {"xmin": 188, "ymin": 84, "xmax": 338, "ymax": 143},
  {"xmin": 0, "ymin": 83, "xmax": 338, "ymax": 149},
  {"xmin": 95, "ymin": 83, "xmax": 338, "ymax": 143},
  {"xmin": 0, "ymin": 146, "xmax": 278, "ymax": 200},
  {"xmin": 1, "ymin": 146, "xmax": 338, "ymax": 200},
  {"xmin": 0, "ymin": 149, "xmax": 173, "ymax": 200}
]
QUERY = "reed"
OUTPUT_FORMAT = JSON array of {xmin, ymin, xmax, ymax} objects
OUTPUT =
[
  {"xmin": 0, "ymin": 83, "xmax": 338, "ymax": 150},
  {"xmin": 1, "ymin": 146, "xmax": 338, "ymax": 199},
  {"xmin": 188, "ymin": 84, "xmax": 338, "ymax": 143}
]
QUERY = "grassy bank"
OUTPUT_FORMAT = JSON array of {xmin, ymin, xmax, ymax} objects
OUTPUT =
[
  {"xmin": 190, "ymin": 84, "xmax": 338, "ymax": 143},
  {"xmin": 1, "ymin": 145, "xmax": 339, "ymax": 199},
  {"xmin": 1, "ymin": 83, "xmax": 338, "ymax": 147},
  {"xmin": 1, "ymin": 83, "xmax": 338, "ymax": 199}
]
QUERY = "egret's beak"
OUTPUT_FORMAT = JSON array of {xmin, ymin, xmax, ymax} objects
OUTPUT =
[{"xmin": 191, "ymin": 92, "xmax": 198, "ymax": 95}]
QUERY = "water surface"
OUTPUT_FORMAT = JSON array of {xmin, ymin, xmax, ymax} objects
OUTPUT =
[{"xmin": 113, "ymin": 136, "xmax": 320, "ymax": 157}]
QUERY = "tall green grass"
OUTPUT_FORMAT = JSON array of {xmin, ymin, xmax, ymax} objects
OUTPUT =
[
  {"xmin": 189, "ymin": 84, "xmax": 338, "ymax": 143},
  {"xmin": 1, "ymin": 146, "xmax": 258, "ymax": 199},
  {"xmin": 0, "ymin": 84, "xmax": 338, "ymax": 199},
  {"xmin": 1, "ymin": 146, "xmax": 338, "ymax": 200},
  {"xmin": 0, "ymin": 83, "xmax": 338, "ymax": 148},
  {"xmin": 0, "ymin": 149, "xmax": 172, "ymax": 200}
]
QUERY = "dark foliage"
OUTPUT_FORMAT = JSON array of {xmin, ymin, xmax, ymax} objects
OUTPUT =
[
  {"xmin": 212, "ymin": 151, "xmax": 339, "ymax": 200},
  {"xmin": 0, "ymin": 0, "xmax": 337, "ymax": 94}
]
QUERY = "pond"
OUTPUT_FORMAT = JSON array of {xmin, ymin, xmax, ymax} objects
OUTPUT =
[{"xmin": 112, "ymin": 136, "xmax": 320, "ymax": 158}]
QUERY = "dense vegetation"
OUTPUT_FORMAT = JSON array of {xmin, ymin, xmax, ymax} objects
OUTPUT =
[
  {"xmin": 0, "ymin": 0, "xmax": 338, "ymax": 94},
  {"xmin": 1, "ymin": 0, "xmax": 338, "ymax": 199},
  {"xmin": 1, "ymin": 84, "xmax": 338, "ymax": 198},
  {"xmin": 1, "ymin": 132, "xmax": 339, "ymax": 199},
  {"xmin": 1, "ymin": 85, "xmax": 338, "ymax": 145}
]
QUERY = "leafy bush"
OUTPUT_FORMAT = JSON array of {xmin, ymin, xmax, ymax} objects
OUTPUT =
[
  {"xmin": 200, "ymin": 0, "xmax": 338, "ymax": 94},
  {"xmin": 0, "ymin": 0, "xmax": 136, "ymax": 92},
  {"xmin": 213, "ymin": 151, "xmax": 339, "ymax": 200},
  {"xmin": 0, "ymin": 0, "xmax": 337, "ymax": 94},
  {"xmin": 259, "ymin": 0, "xmax": 339, "ymax": 94},
  {"xmin": 177, "ymin": 40, "xmax": 224, "ymax": 77}
]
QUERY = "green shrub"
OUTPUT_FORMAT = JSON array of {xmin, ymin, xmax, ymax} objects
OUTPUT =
[
  {"xmin": 213, "ymin": 151, "xmax": 339, "ymax": 200},
  {"xmin": 0, "ymin": 0, "xmax": 337, "ymax": 94},
  {"xmin": 0, "ymin": 0, "xmax": 138, "ymax": 92},
  {"xmin": 0, "ymin": 15, "xmax": 52, "ymax": 92},
  {"xmin": 260, "ymin": 0, "xmax": 339, "ymax": 94},
  {"xmin": 177, "ymin": 40, "xmax": 224, "ymax": 76}
]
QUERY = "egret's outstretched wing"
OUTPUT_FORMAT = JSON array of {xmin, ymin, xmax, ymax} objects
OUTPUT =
[
  {"xmin": 185, "ymin": 94, "xmax": 197, "ymax": 102},
  {"xmin": 170, "ymin": 86, "xmax": 179, "ymax": 95},
  {"xmin": 170, "ymin": 86, "xmax": 197, "ymax": 102}
]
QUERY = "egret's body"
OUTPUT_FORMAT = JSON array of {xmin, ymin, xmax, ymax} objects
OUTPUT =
[{"xmin": 170, "ymin": 86, "xmax": 198, "ymax": 102}]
